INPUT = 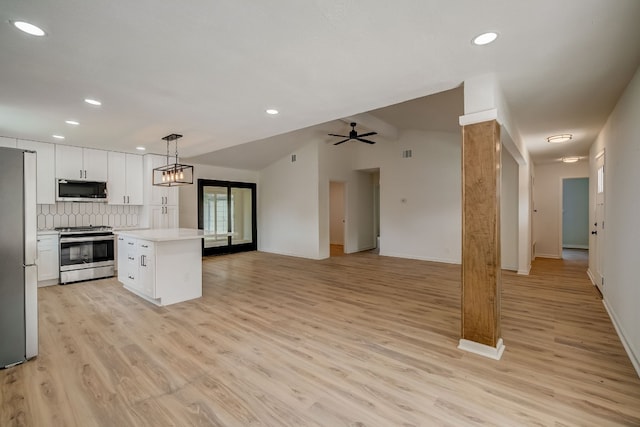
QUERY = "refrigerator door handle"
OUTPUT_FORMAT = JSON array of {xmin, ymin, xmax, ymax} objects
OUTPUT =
[{"xmin": 23, "ymin": 151, "xmax": 38, "ymax": 265}]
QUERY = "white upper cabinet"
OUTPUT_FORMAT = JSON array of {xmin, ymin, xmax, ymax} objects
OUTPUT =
[
  {"xmin": 108, "ymin": 152, "xmax": 143, "ymax": 205},
  {"xmin": 144, "ymin": 154, "xmax": 178, "ymax": 206},
  {"xmin": 55, "ymin": 145, "xmax": 108, "ymax": 181},
  {"xmin": 16, "ymin": 140, "xmax": 56, "ymax": 204}
]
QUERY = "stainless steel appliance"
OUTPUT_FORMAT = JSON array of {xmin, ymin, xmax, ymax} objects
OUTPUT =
[
  {"xmin": 56, "ymin": 179, "xmax": 108, "ymax": 202},
  {"xmin": 57, "ymin": 226, "xmax": 115, "ymax": 284},
  {"xmin": 0, "ymin": 147, "xmax": 38, "ymax": 368}
]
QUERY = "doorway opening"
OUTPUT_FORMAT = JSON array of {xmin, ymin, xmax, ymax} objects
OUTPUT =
[
  {"xmin": 198, "ymin": 179, "xmax": 257, "ymax": 256},
  {"xmin": 329, "ymin": 181, "xmax": 345, "ymax": 256},
  {"xmin": 560, "ymin": 177, "xmax": 589, "ymax": 258}
]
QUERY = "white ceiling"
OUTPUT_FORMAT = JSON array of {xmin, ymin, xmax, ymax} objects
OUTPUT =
[{"xmin": 1, "ymin": 1, "xmax": 639, "ymax": 166}]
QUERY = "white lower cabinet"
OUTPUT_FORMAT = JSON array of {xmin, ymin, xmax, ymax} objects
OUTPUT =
[
  {"xmin": 138, "ymin": 240, "xmax": 155, "ymax": 298},
  {"xmin": 37, "ymin": 234, "xmax": 59, "ymax": 285},
  {"xmin": 117, "ymin": 236, "xmax": 140, "ymax": 291}
]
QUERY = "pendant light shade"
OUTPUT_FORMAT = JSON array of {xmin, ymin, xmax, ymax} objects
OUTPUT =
[{"xmin": 152, "ymin": 133, "xmax": 194, "ymax": 186}]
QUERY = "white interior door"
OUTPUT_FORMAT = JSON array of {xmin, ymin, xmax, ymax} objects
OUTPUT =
[{"xmin": 593, "ymin": 152, "xmax": 605, "ymax": 290}]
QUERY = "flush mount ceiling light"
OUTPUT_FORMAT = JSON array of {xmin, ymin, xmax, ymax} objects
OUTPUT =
[
  {"xmin": 547, "ymin": 134, "xmax": 573, "ymax": 143},
  {"xmin": 84, "ymin": 98, "xmax": 102, "ymax": 106},
  {"xmin": 265, "ymin": 109, "xmax": 279, "ymax": 115},
  {"xmin": 152, "ymin": 133, "xmax": 194, "ymax": 187},
  {"xmin": 65, "ymin": 120, "xmax": 79, "ymax": 125},
  {"xmin": 52, "ymin": 135, "xmax": 65, "ymax": 140},
  {"xmin": 136, "ymin": 146, "xmax": 146, "ymax": 151},
  {"xmin": 12, "ymin": 21, "xmax": 46, "ymax": 36},
  {"xmin": 472, "ymin": 32, "xmax": 498, "ymax": 46},
  {"xmin": 562, "ymin": 156, "xmax": 580, "ymax": 163}
]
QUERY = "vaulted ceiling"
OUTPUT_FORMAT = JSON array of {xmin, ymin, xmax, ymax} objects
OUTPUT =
[{"xmin": 1, "ymin": 1, "xmax": 639, "ymax": 166}]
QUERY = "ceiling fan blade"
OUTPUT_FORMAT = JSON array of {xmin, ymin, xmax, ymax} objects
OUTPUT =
[
  {"xmin": 333, "ymin": 138, "xmax": 350, "ymax": 145},
  {"xmin": 356, "ymin": 138, "xmax": 376, "ymax": 144},
  {"xmin": 328, "ymin": 133, "xmax": 348, "ymax": 138},
  {"xmin": 357, "ymin": 131, "xmax": 378, "ymax": 138}
]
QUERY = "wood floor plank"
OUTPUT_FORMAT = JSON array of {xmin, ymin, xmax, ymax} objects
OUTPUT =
[{"xmin": 1, "ymin": 249, "xmax": 639, "ymax": 426}]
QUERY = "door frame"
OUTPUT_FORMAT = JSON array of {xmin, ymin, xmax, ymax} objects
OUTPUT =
[{"xmin": 197, "ymin": 179, "xmax": 257, "ymax": 256}]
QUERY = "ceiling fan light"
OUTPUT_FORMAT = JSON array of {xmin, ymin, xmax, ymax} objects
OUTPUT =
[
  {"xmin": 472, "ymin": 32, "xmax": 498, "ymax": 46},
  {"xmin": 547, "ymin": 134, "xmax": 573, "ymax": 143},
  {"xmin": 562, "ymin": 156, "xmax": 580, "ymax": 163}
]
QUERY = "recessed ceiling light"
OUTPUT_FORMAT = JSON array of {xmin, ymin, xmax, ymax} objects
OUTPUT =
[
  {"xmin": 547, "ymin": 134, "xmax": 573, "ymax": 143},
  {"xmin": 52, "ymin": 135, "xmax": 65, "ymax": 140},
  {"xmin": 562, "ymin": 156, "xmax": 580, "ymax": 163},
  {"xmin": 136, "ymin": 146, "xmax": 146, "ymax": 151},
  {"xmin": 84, "ymin": 98, "xmax": 102, "ymax": 106},
  {"xmin": 266, "ymin": 109, "xmax": 279, "ymax": 115},
  {"xmin": 65, "ymin": 120, "xmax": 80, "ymax": 125},
  {"xmin": 12, "ymin": 21, "xmax": 46, "ymax": 37},
  {"xmin": 472, "ymin": 32, "xmax": 498, "ymax": 46}
]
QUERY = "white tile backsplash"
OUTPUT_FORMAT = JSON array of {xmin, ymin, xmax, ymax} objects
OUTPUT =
[{"xmin": 36, "ymin": 202, "xmax": 140, "ymax": 230}]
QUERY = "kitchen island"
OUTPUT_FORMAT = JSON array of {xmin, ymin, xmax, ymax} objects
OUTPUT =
[{"xmin": 116, "ymin": 228, "xmax": 205, "ymax": 306}]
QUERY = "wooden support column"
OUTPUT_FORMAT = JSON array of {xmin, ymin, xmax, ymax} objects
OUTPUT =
[{"xmin": 459, "ymin": 119, "xmax": 505, "ymax": 360}]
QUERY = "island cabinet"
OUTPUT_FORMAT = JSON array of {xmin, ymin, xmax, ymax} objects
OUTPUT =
[{"xmin": 116, "ymin": 228, "xmax": 205, "ymax": 306}]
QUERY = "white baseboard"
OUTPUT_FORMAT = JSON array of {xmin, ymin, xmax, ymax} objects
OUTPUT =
[
  {"xmin": 379, "ymin": 251, "xmax": 460, "ymax": 265},
  {"xmin": 535, "ymin": 253, "xmax": 561, "ymax": 259},
  {"xmin": 562, "ymin": 244, "xmax": 589, "ymax": 249},
  {"xmin": 602, "ymin": 299, "xmax": 640, "ymax": 379},
  {"xmin": 458, "ymin": 338, "xmax": 505, "ymax": 360},
  {"xmin": 517, "ymin": 265, "xmax": 531, "ymax": 275},
  {"xmin": 586, "ymin": 268, "xmax": 596, "ymax": 286}
]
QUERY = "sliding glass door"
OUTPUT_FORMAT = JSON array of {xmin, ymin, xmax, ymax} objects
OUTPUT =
[{"xmin": 198, "ymin": 179, "xmax": 257, "ymax": 255}]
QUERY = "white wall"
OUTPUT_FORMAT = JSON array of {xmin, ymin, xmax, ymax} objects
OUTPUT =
[
  {"xmin": 329, "ymin": 181, "xmax": 345, "ymax": 245},
  {"xmin": 589, "ymin": 66, "xmax": 640, "ymax": 375},
  {"xmin": 533, "ymin": 161, "xmax": 589, "ymax": 258},
  {"xmin": 355, "ymin": 130, "xmax": 462, "ymax": 263},
  {"xmin": 501, "ymin": 147, "xmax": 519, "ymax": 270},
  {"xmin": 178, "ymin": 163, "xmax": 257, "ymax": 229},
  {"xmin": 258, "ymin": 141, "xmax": 323, "ymax": 259}
]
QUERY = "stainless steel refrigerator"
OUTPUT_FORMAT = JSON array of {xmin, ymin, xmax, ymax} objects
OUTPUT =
[{"xmin": 0, "ymin": 147, "xmax": 38, "ymax": 368}]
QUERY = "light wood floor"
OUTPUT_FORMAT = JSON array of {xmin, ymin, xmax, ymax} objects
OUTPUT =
[{"xmin": 2, "ymin": 250, "xmax": 640, "ymax": 426}]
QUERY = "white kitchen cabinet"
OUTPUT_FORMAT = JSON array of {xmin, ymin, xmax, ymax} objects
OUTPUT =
[
  {"xmin": 150, "ymin": 205, "xmax": 178, "ymax": 229},
  {"xmin": 56, "ymin": 145, "xmax": 108, "ymax": 181},
  {"xmin": 137, "ymin": 241, "xmax": 155, "ymax": 298},
  {"xmin": 116, "ymin": 229, "xmax": 203, "ymax": 306},
  {"xmin": 17, "ymin": 140, "xmax": 56, "ymax": 204},
  {"xmin": 37, "ymin": 233, "xmax": 59, "ymax": 285},
  {"xmin": 117, "ymin": 236, "xmax": 139, "ymax": 290},
  {"xmin": 108, "ymin": 152, "xmax": 143, "ymax": 205},
  {"xmin": 141, "ymin": 154, "xmax": 179, "ymax": 229}
]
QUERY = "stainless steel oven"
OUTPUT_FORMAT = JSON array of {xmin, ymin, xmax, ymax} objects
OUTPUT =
[{"xmin": 56, "ymin": 226, "xmax": 115, "ymax": 284}]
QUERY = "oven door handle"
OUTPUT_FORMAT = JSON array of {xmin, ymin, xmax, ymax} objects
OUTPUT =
[{"xmin": 60, "ymin": 235, "xmax": 115, "ymax": 243}]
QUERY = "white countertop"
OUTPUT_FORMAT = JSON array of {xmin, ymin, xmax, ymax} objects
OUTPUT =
[
  {"xmin": 116, "ymin": 228, "xmax": 206, "ymax": 242},
  {"xmin": 37, "ymin": 230, "xmax": 60, "ymax": 236}
]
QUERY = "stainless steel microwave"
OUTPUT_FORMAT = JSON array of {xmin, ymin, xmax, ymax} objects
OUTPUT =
[{"xmin": 56, "ymin": 179, "xmax": 108, "ymax": 202}]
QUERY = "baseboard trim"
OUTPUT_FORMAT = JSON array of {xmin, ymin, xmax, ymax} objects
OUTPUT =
[
  {"xmin": 602, "ymin": 299, "xmax": 640, "ymax": 379},
  {"xmin": 535, "ymin": 253, "xmax": 561, "ymax": 259},
  {"xmin": 458, "ymin": 338, "xmax": 505, "ymax": 360},
  {"xmin": 517, "ymin": 265, "xmax": 531, "ymax": 276},
  {"xmin": 562, "ymin": 244, "xmax": 589, "ymax": 249},
  {"xmin": 379, "ymin": 251, "xmax": 460, "ymax": 265},
  {"xmin": 586, "ymin": 268, "xmax": 596, "ymax": 286}
]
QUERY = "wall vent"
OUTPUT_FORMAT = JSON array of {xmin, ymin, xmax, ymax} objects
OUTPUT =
[
  {"xmin": 402, "ymin": 149, "xmax": 412, "ymax": 159},
  {"xmin": 291, "ymin": 154, "xmax": 297, "ymax": 162}
]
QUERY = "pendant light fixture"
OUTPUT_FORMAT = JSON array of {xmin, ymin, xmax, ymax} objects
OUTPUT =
[{"xmin": 152, "ymin": 133, "xmax": 194, "ymax": 186}]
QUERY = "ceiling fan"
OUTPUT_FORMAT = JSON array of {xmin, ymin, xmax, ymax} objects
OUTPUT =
[{"xmin": 329, "ymin": 122, "xmax": 377, "ymax": 145}]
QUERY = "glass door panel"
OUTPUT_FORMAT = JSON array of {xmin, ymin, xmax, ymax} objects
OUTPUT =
[
  {"xmin": 231, "ymin": 187, "xmax": 253, "ymax": 246},
  {"xmin": 198, "ymin": 179, "xmax": 257, "ymax": 255},
  {"xmin": 202, "ymin": 185, "xmax": 229, "ymax": 249}
]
